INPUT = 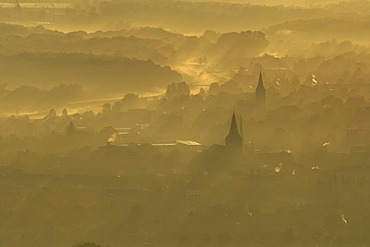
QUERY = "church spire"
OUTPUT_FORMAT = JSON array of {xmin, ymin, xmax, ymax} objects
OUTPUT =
[
  {"xmin": 256, "ymin": 69, "xmax": 266, "ymax": 105},
  {"xmin": 225, "ymin": 111, "xmax": 243, "ymax": 153},
  {"xmin": 257, "ymin": 70, "xmax": 264, "ymax": 89},
  {"xmin": 229, "ymin": 111, "xmax": 239, "ymax": 135}
]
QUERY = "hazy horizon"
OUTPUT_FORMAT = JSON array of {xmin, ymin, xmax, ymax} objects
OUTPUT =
[{"xmin": 1, "ymin": 1, "xmax": 370, "ymax": 247}]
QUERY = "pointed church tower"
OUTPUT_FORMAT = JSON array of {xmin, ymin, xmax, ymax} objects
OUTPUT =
[
  {"xmin": 256, "ymin": 70, "xmax": 266, "ymax": 106},
  {"xmin": 225, "ymin": 112, "xmax": 243, "ymax": 152}
]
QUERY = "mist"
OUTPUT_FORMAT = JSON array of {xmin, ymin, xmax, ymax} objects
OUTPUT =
[{"xmin": 1, "ymin": 0, "xmax": 370, "ymax": 247}]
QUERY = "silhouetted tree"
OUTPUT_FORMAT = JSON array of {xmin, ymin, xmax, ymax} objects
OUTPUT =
[
  {"xmin": 62, "ymin": 108, "xmax": 68, "ymax": 117},
  {"xmin": 102, "ymin": 103, "xmax": 111, "ymax": 113},
  {"xmin": 122, "ymin": 93, "xmax": 140, "ymax": 109},
  {"xmin": 208, "ymin": 82, "xmax": 220, "ymax": 95},
  {"xmin": 165, "ymin": 82, "xmax": 190, "ymax": 99},
  {"xmin": 198, "ymin": 87, "xmax": 206, "ymax": 99},
  {"xmin": 47, "ymin": 108, "xmax": 57, "ymax": 118}
]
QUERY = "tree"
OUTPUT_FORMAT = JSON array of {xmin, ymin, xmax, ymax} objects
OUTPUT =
[
  {"xmin": 102, "ymin": 103, "xmax": 111, "ymax": 113},
  {"xmin": 198, "ymin": 87, "xmax": 206, "ymax": 98},
  {"xmin": 208, "ymin": 82, "xmax": 220, "ymax": 95},
  {"xmin": 122, "ymin": 93, "xmax": 140, "ymax": 109},
  {"xmin": 62, "ymin": 108, "xmax": 68, "ymax": 117},
  {"xmin": 211, "ymin": 31, "xmax": 269, "ymax": 61},
  {"xmin": 165, "ymin": 82, "xmax": 190, "ymax": 99},
  {"xmin": 47, "ymin": 108, "xmax": 57, "ymax": 118}
]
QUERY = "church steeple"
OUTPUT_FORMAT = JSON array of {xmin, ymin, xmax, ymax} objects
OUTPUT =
[
  {"xmin": 257, "ymin": 71, "xmax": 264, "ymax": 88},
  {"xmin": 229, "ymin": 111, "xmax": 239, "ymax": 135},
  {"xmin": 225, "ymin": 111, "xmax": 243, "ymax": 153},
  {"xmin": 256, "ymin": 70, "xmax": 266, "ymax": 105}
]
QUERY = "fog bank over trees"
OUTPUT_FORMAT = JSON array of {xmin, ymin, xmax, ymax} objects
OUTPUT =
[{"xmin": 1, "ymin": 1, "xmax": 370, "ymax": 247}]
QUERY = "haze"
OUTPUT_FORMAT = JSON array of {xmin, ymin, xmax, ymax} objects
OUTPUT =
[{"xmin": 1, "ymin": 0, "xmax": 370, "ymax": 247}]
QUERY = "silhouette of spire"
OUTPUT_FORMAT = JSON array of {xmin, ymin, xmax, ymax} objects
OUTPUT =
[
  {"xmin": 256, "ymin": 69, "xmax": 266, "ymax": 105},
  {"xmin": 225, "ymin": 111, "xmax": 243, "ymax": 152},
  {"xmin": 229, "ymin": 111, "xmax": 239, "ymax": 135},
  {"xmin": 257, "ymin": 70, "xmax": 264, "ymax": 89}
]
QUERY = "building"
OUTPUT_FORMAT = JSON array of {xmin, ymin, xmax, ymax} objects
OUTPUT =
[
  {"xmin": 256, "ymin": 71, "xmax": 266, "ymax": 105},
  {"xmin": 225, "ymin": 112, "xmax": 243, "ymax": 152}
]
